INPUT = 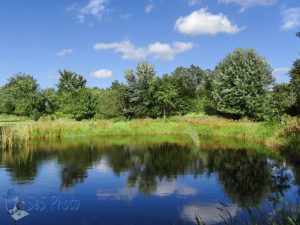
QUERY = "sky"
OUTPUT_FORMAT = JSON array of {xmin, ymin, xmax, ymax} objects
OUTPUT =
[{"xmin": 0, "ymin": 0, "xmax": 299, "ymax": 88}]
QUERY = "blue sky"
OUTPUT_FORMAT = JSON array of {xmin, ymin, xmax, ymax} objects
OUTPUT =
[{"xmin": 0, "ymin": 0, "xmax": 299, "ymax": 88}]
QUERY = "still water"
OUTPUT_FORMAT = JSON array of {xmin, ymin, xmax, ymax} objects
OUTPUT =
[{"xmin": 0, "ymin": 136, "xmax": 299, "ymax": 225}]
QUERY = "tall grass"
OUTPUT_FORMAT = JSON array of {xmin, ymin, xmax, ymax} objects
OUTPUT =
[{"xmin": 0, "ymin": 116, "xmax": 284, "ymax": 151}]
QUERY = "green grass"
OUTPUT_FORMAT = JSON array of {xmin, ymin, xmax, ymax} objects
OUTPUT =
[{"xmin": 0, "ymin": 114, "xmax": 284, "ymax": 151}]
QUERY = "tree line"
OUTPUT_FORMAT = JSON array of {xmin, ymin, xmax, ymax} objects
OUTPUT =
[{"xmin": 0, "ymin": 44, "xmax": 299, "ymax": 121}]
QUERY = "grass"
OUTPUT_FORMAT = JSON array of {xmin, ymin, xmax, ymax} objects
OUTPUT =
[{"xmin": 0, "ymin": 114, "xmax": 285, "ymax": 151}]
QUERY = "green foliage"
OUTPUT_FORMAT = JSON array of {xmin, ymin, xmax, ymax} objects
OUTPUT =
[
  {"xmin": 56, "ymin": 70, "xmax": 94, "ymax": 119},
  {"xmin": 123, "ymin": 62, "xmax": 157, "ymax": 118},
  {"xmin": 72, "ymin": 88, "xmax": 95, "ymax": 120},
  {"xmin": 270, "ymin": 84, "xmax": 296, "ymax": 119},
  {"xmin": 0, "ymin": 73, "xmax": 39, "ymax": 116},
  {"xmin": 154, "ymin": 74, "xmax": 178, "ymax": 118},
  {"xmin": 213, "ymin": 48, "xmax": 273, "ymax": 120},
  {"xmin": 170, "ymin": 65, "xmax": 206, "ymax": 114},
  {"xmin": 289, "ymin": 59, "xmax": 300, "ymax": 115},
  {"xmin": 36, "ymin": 88, "xmax": 59, "ymax": 115},
  {"xmin": 57, "ymin": 69, "xmax": 86, "ymax": 93},
  {"xmin": 1, "ymin": 43, "xmax": 299, "ymax": 122},
  {"xmin": 31, "ymin": 109, "xmax": 41, "ymax": 121},
  {"xmin": 92, "ymin": 84, "xmax": 124, "ymax": 119}
]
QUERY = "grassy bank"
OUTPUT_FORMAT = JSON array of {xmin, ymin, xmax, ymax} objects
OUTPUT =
[{"xmin": 0, "ymin": 114, "xmax": 289, "ymax": 151}]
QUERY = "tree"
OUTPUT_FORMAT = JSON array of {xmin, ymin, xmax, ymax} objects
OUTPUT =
[
  {"xmin": 57, "ymin": 70, "xmax": 86, "ymax": 93},
  {"xmin": 123, "ymin": 62, "xmax": 156, "ymax": 118},
  {"xmin": 289, "ymin": 59, "xmax": 300, "ymax": 115},
  {"xmin": 270, "ymin": 84, "xmax": 296, "ymax": 118},
  {"xmin": 154, "ymin": 75, "xmax": 178, "ymax": 119},
  {"xmin": 36, "ymin": 88, "xmax": 59, "ymax": 115},
  {"xmin": 92, "ymin": 82, "xmax": 125, "ymax": 119},
  {"xmin": 213, "ymin": 48, "xmax": 273, "ymax": 120},
  {"xmin": 0, "ymin": 86, "xmax": 15, "ymax": 114},
  {"xmin": 71, "ymin": 88, "xmax": 95, "ymax": 120},
  {"xmin": 170, "ymin": 65, "xmax": 205, "ymax": 114},
  {"xmin": 57, "ymin": 70, "xmax": 94, "ymax": 119},
  {"xmin": 0, "ymin": 73, "xmax": 39, "ymax": 116}
]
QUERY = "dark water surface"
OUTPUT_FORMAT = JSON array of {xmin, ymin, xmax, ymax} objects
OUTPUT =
[{"xmin": 0, "ymin": 136, "xmax": 299, "ymax": 225}]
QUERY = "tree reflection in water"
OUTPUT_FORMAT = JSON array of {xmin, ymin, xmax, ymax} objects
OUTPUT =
[{"xmin": 0, "ymin": 138, "xmax": 295, "ymax": 208}]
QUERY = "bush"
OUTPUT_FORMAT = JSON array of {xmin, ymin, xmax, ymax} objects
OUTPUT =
[
  {"xmin": 31, "ymin": 109, "xmax": 41, "ymax": 121},
  {"xmin": 55, "ymin": 112, "xmax": 65, "ymax": 119},
  {"xmin": 282, "ymin": 117, "xmax": 300, "ymax": 136}
]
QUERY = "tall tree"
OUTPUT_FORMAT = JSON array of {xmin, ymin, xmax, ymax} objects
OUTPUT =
[
  {"xmin": 154, "ymin": 75, "xmax": 178, "ymax": 119},
  {"xmin": 289, "ymin": 59, "xmax": 300, "ymax": 115},
  {"xmin": 124, "ymin": 62, "xmax": 156, "ymax": 118},
  {"xmin": 213, "ymin": 48, "xmax": 273, "ymax": 120},
  {"xmin": 170, "ymin": 65, "xmax": 206, "ymax": 114}
]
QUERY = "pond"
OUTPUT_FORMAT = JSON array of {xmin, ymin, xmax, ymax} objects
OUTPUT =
[{"xmin": 0, "ymin": 136, "xmax": 299, "ymax": 225}]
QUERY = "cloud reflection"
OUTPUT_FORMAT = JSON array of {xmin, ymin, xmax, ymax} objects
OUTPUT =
[
  {"xmin": 153, "ymin": 181, "xmax": 197, "ymax": 197},
  {"xmin": 96, "ymin": 180, "xmax": 197, "ymax": 201},
  {"xmin": 181, "ymin": 202, "xmax": 240, "ymax": 225}
]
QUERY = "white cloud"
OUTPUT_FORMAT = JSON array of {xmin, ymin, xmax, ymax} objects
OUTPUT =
[
  {"xmin": 78, "ymin": 0, "xmax": 107, "ymax": 23},
  {"xmin": 188, "ymin": 0, "xmax": 201, "ymax": 6},
  {"xmin": 94, "ymin": 41, "xmax": 148, "ymax": 60},
  {"xmin": 94, "ymin": 40, "xmax": 193, "ymax": 61},
  {"xmin": 272, "ymin": 67, "xmax": 290, "ymax": 83},
  {"xmin": 174, "ymin": 8, "xmax": 243, "ymax": 36},
  {"xmin": 56, "ymin": 49, "xmax": 73, "ymax": 57},
  {"xmin": 145, "ymin": 2, "xmax": 155, "ymax": 13},
  {"xmin": 281, "ymin": 7, "xmax": 300, "ymax": 30},
  {"xmin": 91, "ymin": 69, "xmax": 113, "ymax": 78},
  {"xmin": 148, "ymin": 42, "xmax": 193, "ymax": 60},
  {"xmin": 219, "ymin": 0, "xmax": 276, "ymax": 11}
]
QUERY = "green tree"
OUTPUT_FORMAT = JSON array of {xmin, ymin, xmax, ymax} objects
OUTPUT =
[
  {"xmin": 57, "ymin": 70, "xmax": 86, "ymax": 93},
  {"xmin": 170, "ymin": 65, "xmax": 205, "ymax": 114},
  {"xmin": 57, "ymin": 70, "xmax": 94, "ymax": 119},
  {"xmin": 270, "ymin": 84, "xmax": 296, "ymax": 119},
  {"xmin": 0, "ymin": 73, "xmax": 39, "ymax": 116},
  {"xmin": 36, "ymin": 88, "xmax": 59, "ymax": 115},
  {"xmin": 72, "ymin": 88, "xmax": 95, "ymax": 120},
  {"xmin": 213, "ymin": 48, "xmax": 273, "ymax": 120},
  {"xmin": 92, "ymin": 82, "xmax": 125, "ymax": 119},
  {"xmin": 195, "ymin": 69, "xmax": 216, "ymax": 114},
  {"xmin": 0, "ymin": 86, "xmax": 15, "ymax": 114},
  {"xmin": 289, "ymin": 59, "xmax": 300, "ymax": 115},
  {"xmin": 123, "ymin": 62, "xmax": 156, "ymax": 118},
  {"xmin": 154, "ymin": 75, "xmax": 178, "ymax": 119}
]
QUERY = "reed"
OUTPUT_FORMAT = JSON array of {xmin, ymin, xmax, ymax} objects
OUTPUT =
[{"xmin": 0, "ymin": 116, "xmax": 287, "ymax": 151}]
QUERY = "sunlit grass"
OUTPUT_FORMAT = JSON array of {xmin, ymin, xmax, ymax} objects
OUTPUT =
[{"xmin": 0, "ymin": 115, "xmax": 282, "ymax": 151}]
